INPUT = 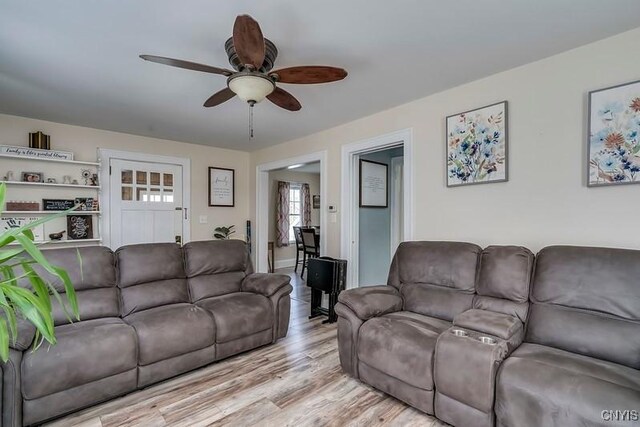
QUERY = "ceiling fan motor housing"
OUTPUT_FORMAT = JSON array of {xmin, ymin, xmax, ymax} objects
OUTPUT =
[{"xmin": 225, "ymin": 37, "xmax": 278, "ymax": 72}]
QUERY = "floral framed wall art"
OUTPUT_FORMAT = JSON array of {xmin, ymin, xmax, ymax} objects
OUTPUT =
[
  {"xmin": 588, "ymin": 79, "xmax": 640, "ymax": 187},
  {"xmin": 446, "ymin": 101, "xmax": 508, "ymax": 187}
]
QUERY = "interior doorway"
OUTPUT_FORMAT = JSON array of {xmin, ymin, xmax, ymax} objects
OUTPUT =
[{"xmin": 340, "ymin": 129, "xmax": 413, "ymax": 289}]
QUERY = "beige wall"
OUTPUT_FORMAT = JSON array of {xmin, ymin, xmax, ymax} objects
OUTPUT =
[
  {"xmin": 0, "ymin": 114, "xmax": 250, "ymax": 245},
  {"xmin": 251, "ymin": 27, "xmax": 640, "ymax": 257},
  {"xmin": 268, "ymin": 168, "xmax": 320, "ymax": 266}
]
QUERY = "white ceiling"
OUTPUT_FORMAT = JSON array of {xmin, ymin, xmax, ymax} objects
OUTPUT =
[{"xmin": 1, "ymin": 1, "xmax": 639, "ymax": 151}]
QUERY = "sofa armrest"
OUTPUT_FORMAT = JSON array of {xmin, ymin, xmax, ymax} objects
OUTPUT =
[
  {"xmin": 1, "ymin": 315, "xmax": 36, "ymax": 352},
  {"xmin": 242, "ymin": 273, "xmax": 291, "ymax": 297},
  {"xmin": 453, "ymin": 309, "xmax": 523, "ymax": 340},
  {"xmin": 337, "ymin": 286, "xmax": 402, "ymax": 321}
]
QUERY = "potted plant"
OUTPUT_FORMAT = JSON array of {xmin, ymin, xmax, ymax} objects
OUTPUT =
[
  {"xmin": 213, "ymin": 225, "xmax": 236, "ymax": 240},
  {"xmin": 0, "ymin": 183, "xmax": 78, "ymax": 362}
]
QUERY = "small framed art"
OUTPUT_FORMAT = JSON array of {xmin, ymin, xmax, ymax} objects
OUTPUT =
[{"xmin": 208, "ymin": 167, "xmax": 235, "ymax": 207}]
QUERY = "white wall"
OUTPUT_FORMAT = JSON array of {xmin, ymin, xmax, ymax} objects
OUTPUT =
[
  {"xmin": 267, "ymin": 168, "xmax": 320, "ymax": 267},
  {"xmin": 251, "ymin": 28, "xmax": 640, "ymax": 256},
  {"xmin": 0, "ymin": 114, "xmax": 250, "ymax": 245}
]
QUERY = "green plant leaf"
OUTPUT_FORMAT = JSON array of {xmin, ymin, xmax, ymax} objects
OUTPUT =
[{"xmin": 0, "ymin": 317, "xmax": 8, "ymax": 362}]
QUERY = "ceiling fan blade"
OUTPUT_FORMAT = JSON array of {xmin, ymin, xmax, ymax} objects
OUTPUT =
[
  {"xmin": 232, "ymin": 15, "xmax": 265, "ymax": 70},
  {"xmin": 267, "ymin": 87, "xmax": 302, "ymax": 111},
  {"xmin": 140, "ymin": 55, "xmax": 233, "ymax": 76},
  {"xmin": 203, "ymin": 87, "xmax": 236, "ymax": 107},
  {"xmin": 270, "ymin": 66, "xmax": 348, "ymax": 84}
]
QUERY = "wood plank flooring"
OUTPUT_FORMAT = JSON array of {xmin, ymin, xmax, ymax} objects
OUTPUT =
[{"xmin": 47, "ymin": 268, "xmax": 443, "ymax": 427}]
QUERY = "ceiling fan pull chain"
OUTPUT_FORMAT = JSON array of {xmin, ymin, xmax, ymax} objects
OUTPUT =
[{"xmin": 249, "ymin": 102, "xmax": 254, "ymax": 139}]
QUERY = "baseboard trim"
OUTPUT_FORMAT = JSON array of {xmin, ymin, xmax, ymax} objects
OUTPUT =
[{"xmin": 275, "ymin": 258, "xmax": 297, "ymax": 269}]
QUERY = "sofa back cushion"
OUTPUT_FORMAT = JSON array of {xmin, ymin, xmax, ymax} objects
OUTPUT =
[
  {"xmin": 473, "ymin": 245, "xmax": 533, "ymax": 321},
  {"xmin": 183, "ymin": 240, "xmax": 251, "ymax": 302},
  {"xmin": 25, "ymin": 246, "xmax": 119, "ymax": 325},
  {"xmin": 388, "ymin": 241, "xmax": 481, "ymax": 321},
  {"xmin": 116, "ymin": 243, "xmax": 188, "ymax": 315},
  {"xmin": 527, "ymin": 246, "xmax": 640, "ymax": 369}
]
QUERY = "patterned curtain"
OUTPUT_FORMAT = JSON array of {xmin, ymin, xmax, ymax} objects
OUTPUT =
[
  {"xmin": 301, "ymin": 183, "xmax": 312, "ymax": 226},
  {"xmin": 276, "ymin": 181, "xmax": 290, "ymax": 247}
]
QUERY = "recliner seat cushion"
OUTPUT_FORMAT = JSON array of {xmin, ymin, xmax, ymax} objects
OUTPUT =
[
  {"xmin": 496, "ymin": 343, "xmax": 640, "ymax": 427},
  {"xmin": 196, "ymin": 292, "xmax": 272, "ymax": 343},
  {"xmin": 22, "ymin": 318, "xmax": 137, "ymax": 400},
  {"xmin": 124, "ymin": 303, "xmax": 215, "ymax": 365},
  {"xmin": 357, "ymin": 311, "xmax": 451, "ymax": 390}
]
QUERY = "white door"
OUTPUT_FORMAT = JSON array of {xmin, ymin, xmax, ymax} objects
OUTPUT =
[{"xmin": 109, "ymin": 159, "xmax": 184, "ymax": 249}]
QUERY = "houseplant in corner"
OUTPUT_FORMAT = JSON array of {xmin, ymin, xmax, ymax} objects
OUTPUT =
[
  {"xmin": 0, "ymin": 183, "xmax": 79, "ymax": 362},
  {"xmin": 213, "ymin": 225, "xmax": 236, "ymax": 240}
]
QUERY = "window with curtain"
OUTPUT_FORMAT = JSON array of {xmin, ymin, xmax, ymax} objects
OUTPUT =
[{"xmin": 289, "ymin": 185, "xmax": 301, "ymax": 242}]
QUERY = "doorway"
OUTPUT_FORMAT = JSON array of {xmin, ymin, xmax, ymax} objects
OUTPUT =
[
  {"xmin": 340, "ymin": 129, "xmax": 413, "ymax": 289},
  {"xmin": 99, "ymin": 149, "xmax": 191, "ymax": 249}
]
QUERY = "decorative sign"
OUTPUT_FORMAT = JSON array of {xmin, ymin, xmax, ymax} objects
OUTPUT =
[
  {"xmin": 43, "ymin": 199, "xmax": 75, "ymax": 211},
  {"xmin": 0, "ymin": 217, "xmax": 44, "ymax": 241},
  {"xmin": 208, "ymin": 167, "xmax": 235, "ymax": 207},
  {"xmin": 359, "ymin": 159, "xmax": 388, "ymax": 208},
  {"xmin": 67, "ymin": 215, "xmax": 93, "ymax": 240},
  {"xmin": 0, "ymin": 145, "xmax": 74, "ymax": 161},
  {"xmin": 74, "ymin": 197, "xmax": 95, "ymax": 211}
]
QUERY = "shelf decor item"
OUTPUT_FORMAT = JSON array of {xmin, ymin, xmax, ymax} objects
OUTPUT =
[
  {"xmin": 67, "ymin": 214, "xmax": 93, "ymax": 240},
  {"xmin": 208, "ymin": 167, "xmax": 235, "ymax": 207},
  {"xmin": 29, "ymin": 131, "xmax": 50, "ymax": 149},
  {"xmin": 43, "ymin": 199, "xmax": 75, "ymax": 211},
  {"xmin": 588, "ymin": 79, "xmax": 640, "ymax": 186},
  {"xmin": 49, "ymin": 230, "xmax": 66, "ymax": 241},
  {"xmin": 446, "ymin": 101, "xmax": 508, "ymax": 187},
  {"xmin": 359, "ymin": 159, "xmax": 388, "ymax": 208},
  {"xmin": 0, "ymin": 182, "xmax": 79, "ymax": 362},
  {"xmin": 74, "ymin": 197, "xmax": 95, "ymax": 211},
  {"xmin": 0, "ymin": 144, "xmax": 73, "ymax": 161},
  {"xmin": 0, "ymin": 217, "xmax": 44, "ymax": 241},
  {"xmin": 6, "ymin": 201, "xmax": 39, "ymax": 211},
  {"xmin": 21, "ymin": 171, "xmax": 44, "ymax": 183}
]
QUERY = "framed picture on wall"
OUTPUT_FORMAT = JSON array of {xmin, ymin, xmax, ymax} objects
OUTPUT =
[
  {"xmin": 359, "ymin": 159, "xmax": 388, "ymax": 208},
  {"xmin": 67, "ymin": 215, "xmax": 93, "ymax": 240},
  {"xmin": 446, "ymin": 101, "xmax": 508, "ymax": 187},
  {"xmin": 588, "ymin": 79, "xmax": 640, "ymax": 187},
  {"xmin": 208, "ymin": 167, "xmax": 235, "ymax": 207},
  {"xmin": 312, "ymin": 195, "xmax": 320, "ymax": 209}
]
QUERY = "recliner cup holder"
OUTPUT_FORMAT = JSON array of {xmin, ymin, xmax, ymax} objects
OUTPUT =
[
  {"xmin": 451, "ymin": 329, "xmax": 468, "ymax": 337},
  {"xmin": 478, "ymin": 336, "xmax": 497, "ymax": 345}
]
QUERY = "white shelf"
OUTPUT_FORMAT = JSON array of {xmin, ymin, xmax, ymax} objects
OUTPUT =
[
  {"xmin": 2, "ymin": 211, "xmax": 101, "ymax": 215},
  {"xmin": 1, "ymin": 181, "xmax": 100, "ymax": 189},
  {"xmin": 8, "ymin": 238, "xmax": 102, "ymax": 246},
  {"xmin": 0, "ymin": 153, "xmax": 99, "ymax": 166}
]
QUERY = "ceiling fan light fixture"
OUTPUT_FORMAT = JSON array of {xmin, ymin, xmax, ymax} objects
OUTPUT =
[{"xmin": 228, "ymin": 74, "xmax": 275, "ymax": 103}]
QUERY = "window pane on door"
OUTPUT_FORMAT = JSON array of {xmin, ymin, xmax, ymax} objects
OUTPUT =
[
  {"xmin": 136, "ymin": 171, "xmax": 147, "ymax": 185},
  {"xmin": 163, "ymin": 189, "xmax": 174, "ymax": 203},
  {"xmin": 163, "ymin": 173, "xmax": 173, "ymax": 187},
  {"xmin": 122, "ymin": 186, "xmax": 132, "ymax": 201},
  {"xmin": 121, "ymin": 170, "xmax": 133, "ymax": 185},
  {"xmin": 150, "ymin": 172, "xmax": 161, "ymax": 186}
]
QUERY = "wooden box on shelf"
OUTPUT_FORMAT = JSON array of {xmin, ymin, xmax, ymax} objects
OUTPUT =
[{"xmin": 6, "ymin": 201, "xmax": 39, "ymax": 211}]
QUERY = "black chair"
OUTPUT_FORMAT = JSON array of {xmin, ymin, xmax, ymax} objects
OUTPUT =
[
  {"xmin": 300, "ymin": 228, "xmax": 320, "ymax": 278},
  {"xmin": 293, "ymin": 226, "xmax": 305, "ymax": 273}
]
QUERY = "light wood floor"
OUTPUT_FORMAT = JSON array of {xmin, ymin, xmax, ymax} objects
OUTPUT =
[{"xmin": 47, "ymin": 268, "xmax": 442, "ymax": 427}]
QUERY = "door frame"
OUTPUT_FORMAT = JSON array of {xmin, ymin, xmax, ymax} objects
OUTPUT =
[
  {"xmin": 255, "ymin": 150, "xmax": 328, "ymax": 273},
  {"xmin": 98, "ymin": 148, "xmax": 191, "ymax": 249},
  {"xmin": 340, "ymin": 128, "xmax": 414, "ymax": 289}
]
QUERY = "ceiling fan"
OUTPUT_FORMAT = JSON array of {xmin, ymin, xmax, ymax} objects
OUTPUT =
[{"xmin": 139, "ymin": 14, "xmax": 348, "ymax": 114}]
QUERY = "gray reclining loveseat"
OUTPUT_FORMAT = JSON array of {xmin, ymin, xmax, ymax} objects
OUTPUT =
[
  {"xmin": 336, "ymin": 241, "xmax": 640, "ymax": 426},
  {"xmin": 1, "ymin": 240, "xmax": 292, "ymax": 426}
]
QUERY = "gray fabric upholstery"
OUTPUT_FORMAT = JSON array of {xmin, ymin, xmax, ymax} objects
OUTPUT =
[
  {"xmin": 242, "ymin": 273, "xmax": 291, "ymax": 297},
  {"xmin": 196, "ymin": 292, "xmax": 272, "ymax": 343},
  {"xmin": 335, "ymin": 302, "xmax": 364, "ymax": 378},
  {"xmin": 528, "ymin": 245, "xmax": 640, "ymax": 369},
  {"xmin": 336, "ymin": 286, "xmax": 402, "ymax": 320},
  {"xmin": 358, "ymin": 311, "xmax": 450, "ymax": 391},
  {"xmin": 472, "ymin": 295, "xmax": 528, "ymax": 323},
  {"xmin": 124, "ymin": 303, "xmax": 214, "ymax": 365},
  {"xmin": 8, "ymin": 318, "xmax": 36, "ymax": 352},
  {"xmin": 183, "ymin": 240, "xmax": 251, "ymax": 301},
  {"xmin": 453, "ymin": 309, "xmax": 523, "ymax": 340},
  {"xmin": 117, "ymin": 243, "xmax": 189, "ymax": 315},
  {"xmin": 496, "ymin": 343, "xmax": 640, "ymax": 427},
  {"xmin": 1, "ymin": 240, "xmax": 291, "ymax": 427}
]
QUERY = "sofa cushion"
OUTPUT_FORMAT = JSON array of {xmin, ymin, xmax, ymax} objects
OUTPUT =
[
  {"xmin": 196, "ymin": 293, "xmax": 272, "ymax": 343},
  {"xmin": 528, "ymin": 246, "xmax": 640, "ymax": 369},
  {"xmin": 357, "ymin": 311, "xmax": 451, "ymax": 390},
  {"xmin": 476, "ymin": 245, "xmax": 533, "ymax": 303},
  {"xmin": 22, "ymin": 318, "xmax": 137, "ymax": 400},
  {"xmin": 124, "ymin": 303, "xmax": 215, "ymax": 365},
  {"xmin": 117, "ymin": 243, "xmax": 189, "ymax": 315},
  {"xmin": 496, "ymin": 343, "xmax": 640, "ymax": 427}
]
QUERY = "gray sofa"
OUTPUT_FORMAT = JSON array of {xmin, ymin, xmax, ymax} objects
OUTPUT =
[
  {"xmin": 336, "ymin": 241, "xmax": 640, "ymax": 426},
  {"xmin": 1, "ymin": 240, "xmax": 292, "ymax": 427}
]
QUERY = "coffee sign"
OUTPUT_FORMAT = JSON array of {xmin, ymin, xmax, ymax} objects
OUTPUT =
[{"xmin": 43, "ymin": 199, "xmax": 75, "ymax": 211}]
